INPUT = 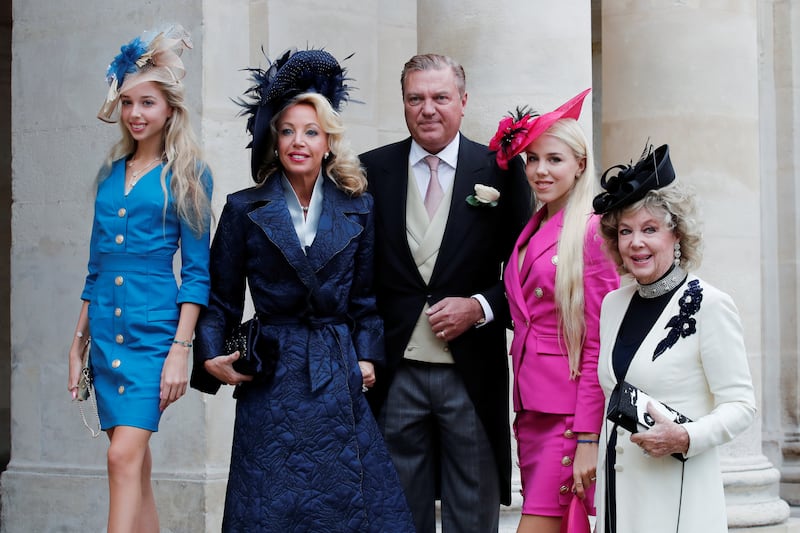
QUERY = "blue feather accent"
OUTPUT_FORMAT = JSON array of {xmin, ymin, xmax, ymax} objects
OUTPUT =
[{"xmin": 106, "ymin": 36, "xmax": 148, "ymax": 85}]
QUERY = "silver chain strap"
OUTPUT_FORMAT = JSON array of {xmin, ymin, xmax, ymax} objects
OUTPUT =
[{"xmin": 76, "ymin": 340, "xmax": 102, "ymax": 438}]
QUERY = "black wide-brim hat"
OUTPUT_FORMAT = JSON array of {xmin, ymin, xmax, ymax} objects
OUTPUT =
[
  {"xmin": 237, "ymin": 48, "xmax": 352, "ymax": 180},
  {"xmin": 593, "ymin": 144, "xmax": 676, "ymax": 214}
]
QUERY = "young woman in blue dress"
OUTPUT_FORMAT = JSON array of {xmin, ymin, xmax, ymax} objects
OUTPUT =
[{"xmin": 67, "ymin": 24, "xmax": 212, "ymax": 532}]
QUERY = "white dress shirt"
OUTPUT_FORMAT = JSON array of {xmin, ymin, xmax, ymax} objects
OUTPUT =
[{"xmin": 281, "ymin": 173, "xmax": 324, "ymax": 253}]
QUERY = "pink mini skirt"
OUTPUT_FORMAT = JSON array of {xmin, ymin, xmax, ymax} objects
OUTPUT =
[{"xmin": 514, "ymin": 410, "xmax": 596, "ymax": 517}]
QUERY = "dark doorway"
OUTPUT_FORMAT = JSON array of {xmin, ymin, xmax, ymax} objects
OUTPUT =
[{"xmin": 1, "ymin": 0, "xmax": 12, "ymax": 473}]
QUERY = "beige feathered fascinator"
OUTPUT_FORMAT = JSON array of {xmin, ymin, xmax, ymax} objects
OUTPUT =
[{"xmin": 97, "ymin": 24, "xmax": 192, "ymax": 123}]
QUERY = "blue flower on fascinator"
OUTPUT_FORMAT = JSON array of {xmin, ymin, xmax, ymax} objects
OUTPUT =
[
  {"xmin": 106, "ymin": 36, "xmax": 149, "ymax": 87},
  {"xmin": 236, "ymin": 47, "xmax": 355, "ymax": 181},
  {"xmin": 98, "ymin": 24, "xmax": 191, "ymax": 123},
  {"xmin": 592, "ymin": 143, "xmax": 676, "ymax": 215}
]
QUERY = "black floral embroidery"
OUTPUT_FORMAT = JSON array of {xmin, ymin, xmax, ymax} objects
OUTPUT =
[{"xmin": 653, "ymin": 279, "xmax": 703, "ymax": 360}]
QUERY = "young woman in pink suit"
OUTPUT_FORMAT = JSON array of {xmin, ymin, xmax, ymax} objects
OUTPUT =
[{"xmin": 490, "ymin": 89, "xmax": 619, "ymax": 533}]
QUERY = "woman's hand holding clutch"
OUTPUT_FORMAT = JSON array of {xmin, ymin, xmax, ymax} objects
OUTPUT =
[
  {"xmin": 629, "ymin": 402, "xmax": 690, "ymax": 458},
  {"xmin": 204, "ymin": 351, "xmax": 255, "ymax": 387}
]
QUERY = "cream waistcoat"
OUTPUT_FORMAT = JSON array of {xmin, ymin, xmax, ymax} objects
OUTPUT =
[{"xmin": 404, "ymin": 166, "xmax": 454, "ymax": 364}]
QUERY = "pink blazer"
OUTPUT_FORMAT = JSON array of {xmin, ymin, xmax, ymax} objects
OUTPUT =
[{"xmin": 504, "ymin": 208, "xmax": 619, "ymax": 433}]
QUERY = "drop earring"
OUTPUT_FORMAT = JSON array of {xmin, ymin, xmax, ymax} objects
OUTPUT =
[{"xmin": 673, "ymin": 241, "xmax": 681, "ymax": 266}]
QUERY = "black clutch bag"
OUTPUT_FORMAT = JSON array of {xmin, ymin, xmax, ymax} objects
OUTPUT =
[
  {"xmin": 223, "ymin": 315, "xmax": 279, "ymax": 383},
  {"xmin": 607, "ymin": 381, "xmax": 692, "ymax": 461}
]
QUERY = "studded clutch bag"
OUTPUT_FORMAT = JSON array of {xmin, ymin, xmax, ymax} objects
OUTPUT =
[{"xmin": 223, "ymin": 315, "xmax": 279, "ymax": 383}]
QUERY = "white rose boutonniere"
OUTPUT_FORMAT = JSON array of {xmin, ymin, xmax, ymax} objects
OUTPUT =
[{"xmin": 466, "ymin": 184, "xmax": 500, "ymax": 207}]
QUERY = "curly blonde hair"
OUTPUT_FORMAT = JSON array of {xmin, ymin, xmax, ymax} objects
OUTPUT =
[
  {"xmin": 255, "ymin": 93, "xmax": 367, "ymax": 196},
  {"xmin": 598, "ymin": 180, "xmax": 703, "ymax": 273},
  {"xmin": 98, "ymin": 80, "xmax": 211, "ymax": 237}
]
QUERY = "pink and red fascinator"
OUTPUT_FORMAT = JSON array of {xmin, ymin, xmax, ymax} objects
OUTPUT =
[{"xmin": 489, "ymin": 88, "xmax": 591, "ymax": 170}]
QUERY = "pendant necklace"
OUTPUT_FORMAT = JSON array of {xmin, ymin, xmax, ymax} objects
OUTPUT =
[{"xmin": 125, "ymin": 157, "xmax": 162, "ymax": 195}]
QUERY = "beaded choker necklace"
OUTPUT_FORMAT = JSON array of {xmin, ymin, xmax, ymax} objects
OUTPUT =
[{"xmin": 637, "ymin": 265, "xmax": 688, "ymax": 299}]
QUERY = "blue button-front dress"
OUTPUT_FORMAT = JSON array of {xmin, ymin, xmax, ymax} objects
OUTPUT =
[{"xmin": 81, "ymin": 158, "xmax": 211, "ymax": 431}]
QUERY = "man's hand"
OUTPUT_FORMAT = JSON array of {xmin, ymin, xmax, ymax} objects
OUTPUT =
[{"xmin": 426, "ymin": 296, "xmax": 484, "ymax": 342}]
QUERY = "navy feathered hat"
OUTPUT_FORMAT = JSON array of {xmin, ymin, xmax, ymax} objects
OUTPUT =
[
  {"xmin": 593, "ymin": 143, "xmax": 676, "ymax": 214},
  {"xmin": 237, "ymin": 48, "xmax": 353, "ymax": 181}
]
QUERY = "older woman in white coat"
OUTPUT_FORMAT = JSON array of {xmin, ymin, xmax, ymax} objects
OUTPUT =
[{"xmin": 591, "ymin": 144, "xmax": 756, "ymax": 533}]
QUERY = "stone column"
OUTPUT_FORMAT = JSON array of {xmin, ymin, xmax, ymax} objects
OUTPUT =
[
  {"xmin": 258, "ymin": 0, "xmax": 417, "ymax": 155},
  {"xmin": 601, "ymin": 1, "xmax": 791, "ymax": 529},
  {"xmin": 759, "ymin": 0, "xmax": 800, "ymax": 509},
  {"xmin": 190, "ymin": 1, "xmax": 252, "ymax": 530},
  {"xmin": 416, "ymin": 0, "xmax": 594, "ymax": 524},
  {"xmin": 0, "ymin": 2, "xmax": 247, "ymax": 531},
  {"xmin": 417, "ymin": 0, "xmax": 595, "ymax": 149}
]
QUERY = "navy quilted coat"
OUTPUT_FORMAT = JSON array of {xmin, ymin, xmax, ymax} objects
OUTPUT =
[{"xmin": 192, "ymin": 175, "xmax": 414, "ymax": 532}]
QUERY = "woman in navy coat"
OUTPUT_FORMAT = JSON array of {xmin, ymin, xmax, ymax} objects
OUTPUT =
[
  {"xmin": 191, "ymin": 50, "xmax": 413, "ymax": 532},
  {"xmin": 68, "ymin": 25, "xmax": 212, "ymax": 532}
]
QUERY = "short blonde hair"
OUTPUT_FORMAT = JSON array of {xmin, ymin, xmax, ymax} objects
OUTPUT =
[
  {"xmin": 599, "ymin": 180, "xmax": 703, "ymax": 273},
  {"xmin": 401, "ymin": 54, "xmax": 466, "ymax": 97}
]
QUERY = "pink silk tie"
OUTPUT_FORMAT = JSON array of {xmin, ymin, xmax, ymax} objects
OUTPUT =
[{"xmin": 423, "ymin": 155, "xmax": 444, "ymax": 219}]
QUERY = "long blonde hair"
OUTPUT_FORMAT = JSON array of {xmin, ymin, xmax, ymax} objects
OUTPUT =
[
  {"xmin": 98, "ymin": 80, "xmax": 211, "ymax": 237},
  {"xmin": 257, "ymin": 93, "xmax": 367, "ymax": 196},
  {"xmin": 541, "ymin": 119, "xmax": 598, "ymax": 379}
]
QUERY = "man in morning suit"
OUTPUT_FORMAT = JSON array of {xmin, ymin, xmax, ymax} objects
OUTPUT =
[{"xmin": 360, "ymin": 53, "xmax": 532, "ymax": 533}]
